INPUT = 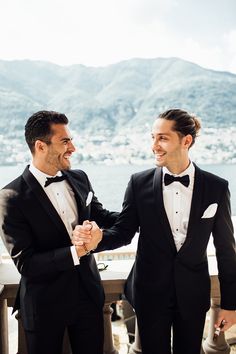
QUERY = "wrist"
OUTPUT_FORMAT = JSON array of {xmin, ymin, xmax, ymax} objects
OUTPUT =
[
  {"xmin": 82, "ymin": 243, "xmax": 92, "ymax": 256},
  {"xmin": 76, "ymin": 246, "xmax": 87, "ymax": 258}
]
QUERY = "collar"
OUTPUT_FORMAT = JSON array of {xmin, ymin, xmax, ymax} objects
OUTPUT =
[{"xmin": 29, "ymin": 162, "xmax": 62, "ymax": 189}]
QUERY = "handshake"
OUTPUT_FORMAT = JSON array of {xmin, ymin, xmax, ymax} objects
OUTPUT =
[{"xmin": 72, "ymin": 220, "xmax": 103, "ymax": 257}]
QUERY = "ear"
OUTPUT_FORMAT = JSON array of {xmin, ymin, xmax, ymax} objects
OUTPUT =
[
  {"xmin": 34, "ymin": 140, "xmax": 48, "ymax": 154},
  {"xmin": 182, "ymin": 134, "xmax": 192, "ymax": 150}
]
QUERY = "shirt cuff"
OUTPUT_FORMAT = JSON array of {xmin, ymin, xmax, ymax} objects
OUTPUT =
[{"xmin": 70, "ymin": 245, "xmax": 80, "ymax": 265}]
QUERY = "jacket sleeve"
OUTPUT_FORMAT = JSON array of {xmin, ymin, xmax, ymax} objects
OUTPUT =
[
  {"xmin": 212, "ymin": 182, "xmax": 236, "ymax": 310},
  {"xmin": 0, "ymin": 190, "xmax": 75, "ymax": 279},
  {"xmin": 96, "ymin": 175, "xmax": 139, "ymax": 252}
]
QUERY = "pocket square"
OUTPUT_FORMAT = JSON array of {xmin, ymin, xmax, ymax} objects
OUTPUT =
[
  {"xmin": 86, "ymin": 191, "xmax": 93, "ymax": 207},
  {"xmin": 201, "ymin": 203, "xmax": 218, "ymax": 218}
]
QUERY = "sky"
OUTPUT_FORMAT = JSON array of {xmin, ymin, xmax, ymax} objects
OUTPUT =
[{"xmin": 0, "ymin": 0, "xmax": 236, "ymax": 73}]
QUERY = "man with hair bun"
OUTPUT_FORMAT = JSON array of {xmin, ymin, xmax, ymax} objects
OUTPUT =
[{"xmin": 73, "ymin": 108, "xmax": 236, "ymax": 354}]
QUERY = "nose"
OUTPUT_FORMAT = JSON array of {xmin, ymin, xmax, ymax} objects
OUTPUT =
[
  {"xmin": 152, "ymin": 138, "xmax": 159, "ymax": 151},
  {"xmin": 69, "ymin": 140, "xmax": 76, "ymax": 152}
]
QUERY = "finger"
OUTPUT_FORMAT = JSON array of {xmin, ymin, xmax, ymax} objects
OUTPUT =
[
  {"xmin": 91, "ymin": 221, "xmax": 97, "ymax": 228},
  {"xmin": 72, "ymin": 238, "xmax": 84, "ymax": 245},
  {"xmin": 83, "ymin": 220, "xmax": 93, "ymax": 229},
  {"xmin": 74, "ymin": 236, "xmax": 92, "ymax": 243},
  {"xmin": 73, "ymin": 233, "xmax": 90, "ymax": 241},
  {"xmin": 73, "ymin": 226, "xmax": 89, "ymax": 234},
  {"xmin": 83, "ymin": 221, "xmax": 93, "ymax": 231},
  {"xmin": 79, "ymin": 239, "xmax": 92, "ymax": 244},
  {"xmin": 220, "ymin": 319, "xmax": 230, "ymax": 332},
  {"xmin": 73, "ymin": 235, "xmax": 89, "ymax": 241},
  {"xmin": 215, "ymin": 316, "xmax": 224, "ymax": 328},
  {"xmin": 72, "ymin": 240, "xmax": 84, "ymax": 246},
  {"xmin": 80, "ymin": 225, "xmax": 93, "ymax": 233},
  {"xmin": 83, "ymin": 220, "xmax": 90, "ymax": 225},
  {"xmin": 85, "ymin": 223, "xmax": 93, "ymax": 231},
  {"xmin": 77, "ymin": 235, "xmax": 92, "ymax": 243},
  {"xmin": 72, "ymin": 234, "xmax": 91, "ymax": 242},
  {"xmin": 77, "ymin": 226, "xmax": 91, "ymax": 235}
]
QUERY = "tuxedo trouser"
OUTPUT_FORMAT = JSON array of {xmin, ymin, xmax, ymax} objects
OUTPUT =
[
  {"xmin": 137, "ymin": 307, "xmax": 206, "ymax": 354},
  {"xmin": 24, "ymin": 290, "xmax": 104, "ymax": 354}
]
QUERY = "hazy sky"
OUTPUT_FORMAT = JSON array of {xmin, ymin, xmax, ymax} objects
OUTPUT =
[{"xmin": 0, "ymin": 0, "xmax": 235, "ymax": 72}]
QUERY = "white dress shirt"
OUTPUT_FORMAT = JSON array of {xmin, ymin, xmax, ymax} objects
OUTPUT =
[
  {"xmin": 29, "ymin": 163, "xmax": 80, "ymax": 265},
  {"xmin": 162, "ymin": 162, "xmax": 195, "ymax": 252}
]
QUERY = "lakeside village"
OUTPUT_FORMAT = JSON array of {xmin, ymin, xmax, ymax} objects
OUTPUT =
[{"xmin": 0, "ymin": 126, "xmax": 236, "ymax": 166}]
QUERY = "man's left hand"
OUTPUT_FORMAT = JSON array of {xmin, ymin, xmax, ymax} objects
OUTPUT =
[{"xmin": 215, "ymin": 309, "xmax": 236, "ymax": 332}]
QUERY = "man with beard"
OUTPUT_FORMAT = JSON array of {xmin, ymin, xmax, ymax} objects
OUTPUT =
[{"xmin": 0, "ymin": 110, "xmax": 118, "ymax": 354}]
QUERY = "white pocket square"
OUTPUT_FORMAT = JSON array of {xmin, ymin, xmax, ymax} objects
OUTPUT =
[
  {"xmin": 86, "ymin": 191, "xmax": 93, "ymax": 207},
  {"xmin": 201, "ymin": 203, "xmax": 218, "ymax": 218}
]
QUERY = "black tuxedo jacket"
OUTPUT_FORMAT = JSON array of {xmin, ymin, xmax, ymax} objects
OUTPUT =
[
  {"xmin": 97, "ymin": 165, "xmax": 236, "ymax": 318},
  {"xmin": 0, "ymin": 166, "xmax": 118, "ymax": 330}
]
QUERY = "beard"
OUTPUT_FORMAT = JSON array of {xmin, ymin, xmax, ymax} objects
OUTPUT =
[{"xmin": 46, "ymin": 152, "xmax": 71, "ymax": 172}]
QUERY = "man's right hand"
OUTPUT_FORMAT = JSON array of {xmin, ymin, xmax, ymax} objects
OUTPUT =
[{"xmin": 72, "ymin": 220, "xmax": 103, "ymax": 256}]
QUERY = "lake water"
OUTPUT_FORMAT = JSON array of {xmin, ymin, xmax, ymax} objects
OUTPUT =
[{"xmin": 0, "ymin": 163, "xmax": 236, "ymax": 253}]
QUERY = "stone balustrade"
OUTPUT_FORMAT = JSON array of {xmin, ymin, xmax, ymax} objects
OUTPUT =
[{"xmin": 0, "ymin": 258, "xmax": 235, "ymax": 354}]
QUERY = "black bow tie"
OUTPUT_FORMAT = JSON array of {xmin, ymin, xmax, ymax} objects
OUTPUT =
[
  {"xmin": 164, "ymin": 173, "xmax": 190, "ymax": 187},
  {"xmin": 44, "ymin": 175, "xmax": 67, "ymax": 187}
]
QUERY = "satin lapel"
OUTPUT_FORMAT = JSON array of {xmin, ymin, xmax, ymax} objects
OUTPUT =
[
  {"xmin": 62, "ymin": 171, "xmax": 87, "ymax": 224},
  {"xmin": 178, "ymin": 164, "xmax": 204, "ymax": 254},
  {"xmin": 22, "ymin": 166, "xmax": 68, "ymax": 235},
  {"xmin": 153, "ymin": 167, "xmax": 177, "ymax": 253}
]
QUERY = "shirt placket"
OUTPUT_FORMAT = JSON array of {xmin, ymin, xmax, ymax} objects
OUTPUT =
[
  {"xmin": 54, "ymin": 184, "xmax": 69, "ymax": 233},
  {"xmin": 173, "ymin": 184, "xmax": 181, "ymax": 249}
]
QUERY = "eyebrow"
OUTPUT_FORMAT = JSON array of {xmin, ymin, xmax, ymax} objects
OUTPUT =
[
  {"xmin": 60, "ymin": 137, "xmax": 73, "ymax": 142},
  {"xmin": 152, "ymin": 132, "xmax": 171, "ymax": 136}
]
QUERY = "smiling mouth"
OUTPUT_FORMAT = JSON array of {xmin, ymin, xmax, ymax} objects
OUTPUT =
[{"xmin": 154, "ymin": 152, "xmax": 166, "ymax": 159}]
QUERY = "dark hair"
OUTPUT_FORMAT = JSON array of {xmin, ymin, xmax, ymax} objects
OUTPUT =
[
  {"xmin": 25, "ymin": 110, "xmax": 68, "ymax": 153},
  {"xmin": 158, "ymin": 108, "xmax": 201, "ymax": 147}
]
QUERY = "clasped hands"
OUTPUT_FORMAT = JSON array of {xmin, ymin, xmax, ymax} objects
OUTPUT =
[{"xmin": 72, "ymin": 220, "xmax": 102, "ymax": 257}]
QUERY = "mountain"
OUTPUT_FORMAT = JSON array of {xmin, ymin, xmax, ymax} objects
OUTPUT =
[{"xmin": 0, "ymin": 57, "xmax": 236, "ymax": 135}]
